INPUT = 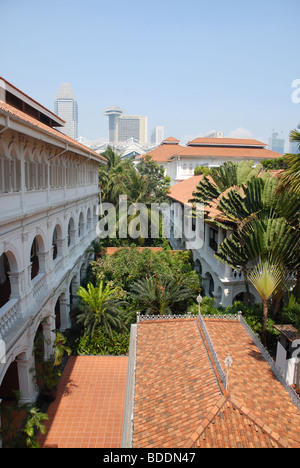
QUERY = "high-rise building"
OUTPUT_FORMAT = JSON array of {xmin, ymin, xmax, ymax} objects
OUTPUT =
[
  {"xmin": 54, "ymin": 83, "xmax": 78, "ymax": 140},
  {"xmin": 118, "ymin": 115, "xmax": 147, "ymax": 144},
  {"xmin": 268, "ymin": 131, "xmax": 285, "ymax": 154},
  {"xmin": 150, "ymin": 126, "xmax": 164, "ymax": 145},
  {"xmin": 103, "ymin": 107, "xmax": 147, "ymax": 144}
]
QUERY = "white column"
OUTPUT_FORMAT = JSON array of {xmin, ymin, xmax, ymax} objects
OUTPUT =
[
  {"xmin": 15, "ymin": 354, "xmax": 38, "ymax": 404},
  {"xmin": 59, "ymin": 296, "xmax": 71, "ymax": 331}
]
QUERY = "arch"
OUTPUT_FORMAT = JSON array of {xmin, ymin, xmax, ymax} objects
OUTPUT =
[
  {"xmin": 87, "ymin": 207, "xmax": 92, "ymax": 231},
  {"xmin": 78, "ymin": 211, "xmax": 84, "ymax": 238},
  {"xmin": 0, "ymin": 358, "xmax": 20, "ymax": 402},
  {"xmin": 52, "ymin": 223, "xmax": 63, "ymax": 260},
  {"xmin": 0, "ymin": 248, "xmax": 19, "ymax": 273},
  {"xmin": 0, "ymin": 247, "xmax": 21, "ymax": 307},
  {"xmin": 233, "ymin": 291, "xmax": 256, "ymax": 305},
  {"xmin": 67, "ymin": 217, "xmax": 76, "ymax": 247},
  {"xmin": 203, "ymin": 272, "xmax": 214, "ymax": 297},
  {"xmin": 30, "ymin": 234, "xmax": 45, "ymax": 280},
  {"xmin": 194, "ymin": 258, "xmax": 202, "ymax": 275},
  {"xmin": 69, "ymin": 273, "xmax": 80, "ymax": 314}
]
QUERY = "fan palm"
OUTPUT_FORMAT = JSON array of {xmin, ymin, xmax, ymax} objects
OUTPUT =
[
  {"xmin": 130, "ymin": 275, "xmax": 194, "ymax": 315},
  {"xmin": 247, "ymin": 257, "xmax": 283, "ymax": 345},
  {"xmin": 190, "ymin": 160, "xmax": 262, "ymax": 206},
  {"xmin": 76, "ymin": 281, "xmax": 125, "ymax": 336},
  {"xmin": 277, "ymin": 129, "xmax": 300, "ymax": 195}
]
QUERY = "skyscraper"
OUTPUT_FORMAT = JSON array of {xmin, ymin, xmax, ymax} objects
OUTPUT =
[
  {"xmin": 54, "ymin": 83, "xmax": 78, "ymax": 140},
  {"xmin": 268, "ymin": 131, "xmax": 285, "ymax": 154},
  {"xmin": 150, "ymin": 126, "xmax": 164, "ymax": 145},
  {"xmin": 103, "ymin": 107, "xmax": 148, "ymax": 144}
]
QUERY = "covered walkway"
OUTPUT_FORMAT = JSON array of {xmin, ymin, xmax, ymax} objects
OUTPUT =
[{"xmin": 37, "ymin": 355, "xmax": 128, "ymax": 448}]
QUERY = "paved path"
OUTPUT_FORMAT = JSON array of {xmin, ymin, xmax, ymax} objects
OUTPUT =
[{"xmin": 38, "ymin": 356, "xmax": 128, "ymax": 448}]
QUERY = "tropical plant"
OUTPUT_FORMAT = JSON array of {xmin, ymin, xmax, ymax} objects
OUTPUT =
[
  {"xmin": 33, "ymin": 330, "xmax": 71, "ymax": 401},
  {"xmin": 99, "ymin": 146, "xmax": 133, "ymax": 205},
  {"xmin": 190, "ymin": 160, "xmax": 262, "ymax": 206},
  {"xmin": 0, "ymin": 391, "xmax": 48, "ymax": 448},
  {"xmin": 76, "ymin": 281, "xmax": 126, "ymax": 336},
  {"xmin": 247, "ymin": 256, "xmax": 283, "ymax": 345},
  {"xmin": 93, "ymin": 247, "xmax": 200, "ymax": 295},
  {"xmin": 277, "ymin": 129, "xmax": 300, "ymax": 195},
  {"xmin": 76, "ymin": 328, "xmax": 130, "ymax": 356},
  {"xmin": 205, "ymin": 170, "xmax": 300, "ymax": 312},
  {"xmin": 130, "ymin": 275, "xmax": 196, "ymax": 315},
  {"xmin": 136, "ymin": 154, "xmax": 170, "ymax": 203}
]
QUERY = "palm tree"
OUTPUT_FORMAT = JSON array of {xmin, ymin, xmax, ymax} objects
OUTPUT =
[
  {"xmin": 130, "ymin": 275, "xmax": 195, "ymax": 315},
  {"xmin": 277, "ymin": 129, "xmax": 300, "ymax": 195},
  {"xmin": 190, "ymin": 160, "xmax": 262, "ymax": 207},
  {"xmin": 99, "ymin": 146, "xmax": 133, "ymax": 205},
  {"xmin": 211, "ymin": 172, "xmax": 300, "ymax": 306},
  {"xmin": 76, "ymin": 281, "xmax": 125, "ymax": 336},
  {"xmin": 247, "ymin": 257, "xmax": 283, "ymax": 346}
]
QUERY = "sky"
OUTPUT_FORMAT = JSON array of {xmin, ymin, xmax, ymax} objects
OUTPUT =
[{"xmin": 1, "ymin": 0, "xmax": 300, "ymax": 148}]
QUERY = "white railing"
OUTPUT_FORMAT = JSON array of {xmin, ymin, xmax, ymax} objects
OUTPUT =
[
  {"xmin": 32, "ymin": 274, "xmax": 46, "ymax": 299},
  {"xmin": 0, "ymin": 299, "xmax": 19, "ymax": 339}
]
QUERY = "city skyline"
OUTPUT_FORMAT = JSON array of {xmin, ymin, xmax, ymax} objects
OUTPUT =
[
  {"xmin": 1, "ymin": 0, "xmax": 299, "ymax": 149},
  {"xmin": 54, "ymin": 82, "xmax": 78, "ymax": 140}
]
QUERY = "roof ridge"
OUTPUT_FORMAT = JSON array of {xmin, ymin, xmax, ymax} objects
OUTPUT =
[
  {"xmin": 195, "ymin": 317, "xmax": 226, "ymax": 392},
  {"xmin": 185, "ymin": 392, "xmax": 290, "ymax": 448},
  {"xmin": 185, "ymin": 393, "xmax": 230, "ymax": 447}
]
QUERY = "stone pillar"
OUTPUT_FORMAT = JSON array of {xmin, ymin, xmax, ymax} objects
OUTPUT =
[
  {"xmin": 37, "ymin": 250, "xmax": 52, "ymax": 274},
  {"xmin": 42, "ymin": 316, "xmax": 56, "ymax": 360},
  {"xmin": 15, "ymin": 354, "xmax": 38, "ymax": 404},
  {"xmin": 59, "ymin": 295, "xmax": 71, "ymax": 331},
  {"xmin": 8, "ymin": 269, "xmax": 25, "ymax": 299}
]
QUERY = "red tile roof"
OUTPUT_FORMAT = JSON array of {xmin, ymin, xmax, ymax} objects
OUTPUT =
[
  {"xmin": 132, "ymin": 317, "xmax": 300, "ymax": 448},
  {"xmin": 138, "ymin": 137, "xmax": 282, "ymax": 163},
  {"xmin": 187, "ymin": 137, "xmax": 267, "ymax": 147},
  {"xmin": 173, "ymin": 145, "xmax": 281, "ymax": 160},
  {"xmin": 137, "ymin": 137, "xmax": 185, "ymax": 162},
  {"xmin": 105, "ymin": 247, "xmax": 163, "ymax": 255},
  {"xmin": 0, "ymin": 101, "xmax": 106, "ymax": 163},
  {"xmin": 167, "ymin": 175, "xmax": 204, "ymax": 205}
]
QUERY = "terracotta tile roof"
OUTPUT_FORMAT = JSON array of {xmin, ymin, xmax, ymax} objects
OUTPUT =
[
  {"xmin": 187, "ymin": 137, "xmax": 267, "ymax": 147},
  {"xmin": 162, "ymin": 136, "xmax": 181, "ymax": 143},
  {"xmin": 137, "ymin": 137, "xmax": 185, "ymax": 162},
  {"xmin": 105, "ymin": 246, "xmax": 163, "ymax": 255},
  {"xmin": 132, "ymin": 317, "xmax": 300, "ymax": 448},
  {"xmin": 172, "ymin": 145, "xmax": 281, "ymax": 160},
  {"xmin": 167, "ymin": 175, "xmax": 204, "ymax": 205},
  {"xmin": 188, "ymin": 394, "xmax": 285, "ymax": 448},
  {"xmin": 0, "ymin": 101, "xmax": 105, "ymax": 163},
  {"xmin": 132, "ymin": 319, "xmax": 221, "ymax": 448}
]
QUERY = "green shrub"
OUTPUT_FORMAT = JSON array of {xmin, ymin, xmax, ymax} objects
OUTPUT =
[{"xmin": 76, "ymin": 328, "xmax": 130, "ymax": 356}]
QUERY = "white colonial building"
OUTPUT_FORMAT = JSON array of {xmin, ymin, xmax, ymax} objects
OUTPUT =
[
  {"xmin": 139, "ymin": 136, "xmax": 282, "ymax": 185},
  {"xmin": 164, "ymin": 175, "xmax": 261, "ymax": 307},
  {"xmin": 0, "ymin": 77, "xmax": 104, "ymax": 406}
]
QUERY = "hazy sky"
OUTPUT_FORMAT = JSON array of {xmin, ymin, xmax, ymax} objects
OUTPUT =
[{"xmin": 1, "ymin": 0, "xmax": 300, "ymax": 147}]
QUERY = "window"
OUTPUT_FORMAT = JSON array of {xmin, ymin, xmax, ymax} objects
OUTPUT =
[
  {"xmin": 30, "ymin": 238, "xmax": 39, "ymax": 280},
  {"xmin": 0, "ymin": 155, "xmax": 21, "ymax": 193},
  {"xmin": 209, "ymin": 227, "xmax": 218, "ymax": 252}
]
